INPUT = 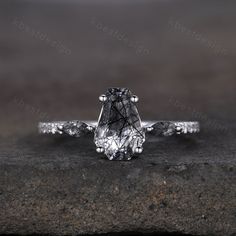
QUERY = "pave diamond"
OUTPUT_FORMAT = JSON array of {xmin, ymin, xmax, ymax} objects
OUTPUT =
[{"xmin": 94, "ymin": 88, "xmax": 145, "ymax": 160}]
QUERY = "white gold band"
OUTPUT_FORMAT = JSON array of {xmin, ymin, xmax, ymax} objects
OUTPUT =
[{"xmin": 39, "ymin": 120, "xmax": 200, "ymax": 137}]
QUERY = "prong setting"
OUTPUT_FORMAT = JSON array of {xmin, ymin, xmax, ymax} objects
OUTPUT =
[
  {"xmin": 99, "ymin": 94, "xmax": 107, "ymax": 102},
  {"xmin": 96, "ymin": 147, "xmax": 105, "ymax": 153},
  {"xmin": 131, "ymin": 95, "xmax": 139, "ymax": 103},
  {"xmin": 135, "ymin": 147, "xmax": 143, "ymax": 154}
]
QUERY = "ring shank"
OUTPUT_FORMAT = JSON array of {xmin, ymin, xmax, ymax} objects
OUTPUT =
[
  {"xmin": 143, "ymin": 121, "xmax": 200, "ymax": 136},
  {"xmin": 39, "ymin": 120, "xmax": 200, "ymax": 136}
]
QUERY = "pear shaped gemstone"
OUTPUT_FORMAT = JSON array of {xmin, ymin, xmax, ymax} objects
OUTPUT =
[{"xmin": 94, "ymin": 88, "xmax": 145, "ymax": 160}]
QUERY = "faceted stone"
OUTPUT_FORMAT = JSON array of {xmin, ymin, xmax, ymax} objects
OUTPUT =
[
  {"xmin": 94, "ymin": 88, "xmax": 145, "ymax": 160},
  {"xmin": 62, "ymin": 121, "xmax": 90, "ymax": 137},
  {"xmin": 150, "ymin": 121, "xmax": 176, "ymax": 136}
]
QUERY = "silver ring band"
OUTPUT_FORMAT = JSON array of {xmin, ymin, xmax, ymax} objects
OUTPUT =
[{"xmin": 39, "ymin": 120, "xmax": 200, "ymax": 137}]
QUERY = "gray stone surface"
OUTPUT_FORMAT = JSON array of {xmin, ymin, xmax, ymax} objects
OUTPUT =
[
  {"xmin": 0, "ymin": 0, "xmax": 236, "ymax": 235},
  {"xmin": 0, "ymin": 128, "xmax": 235, "ymax": 236}
]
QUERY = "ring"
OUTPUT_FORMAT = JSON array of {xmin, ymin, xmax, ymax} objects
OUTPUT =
[{"xmin": 39, "ymin": 88, "xmax": 200, "ymax": 160}]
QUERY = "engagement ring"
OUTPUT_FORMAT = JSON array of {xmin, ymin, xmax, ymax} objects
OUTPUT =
[{"xmin": 39, "ymin": 88, "xmax": 200, "ymax": 160}]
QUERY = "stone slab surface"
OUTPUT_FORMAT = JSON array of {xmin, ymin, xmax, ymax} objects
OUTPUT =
[
  {"xmin": 0, "ymin": 129, "xmax": 235, "ymax": 236},
  {"xmin": 0, "ymin": 0, "xmax": 236, "ymax": 235}
]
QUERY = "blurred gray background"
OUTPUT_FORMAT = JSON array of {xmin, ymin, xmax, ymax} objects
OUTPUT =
[{"xmin": 1, "ymin": 0, "xmax": 236, "ymax": 137}]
